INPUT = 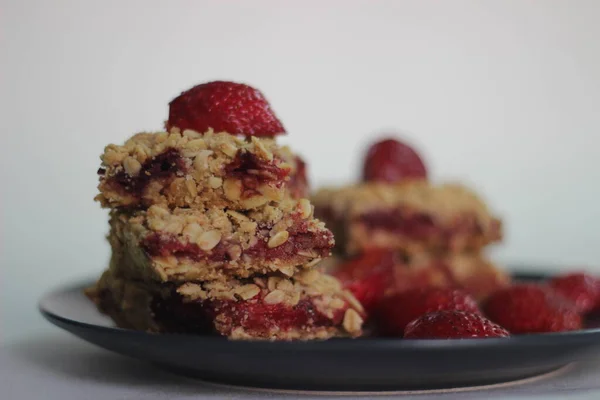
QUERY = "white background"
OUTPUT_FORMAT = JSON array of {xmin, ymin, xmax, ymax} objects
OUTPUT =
[{"xmin": 2, "ymin": 0, "xmax": 599, "ymax": 343}]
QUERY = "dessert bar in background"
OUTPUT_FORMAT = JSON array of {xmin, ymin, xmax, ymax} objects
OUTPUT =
[
  {"xmin": 312, "ymin": 137, "xmax": 510, "ymax": 327},
  {"xmin": 313, "ymin": 181, "xmax": 502, "ymax": 256}
]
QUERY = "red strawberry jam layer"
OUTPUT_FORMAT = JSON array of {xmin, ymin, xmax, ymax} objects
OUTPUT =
[
  {"xmin": 141, "ymin": 221, "xmax": 333, "ymax": 263},
  {"xmin": 209, "ymin": 296, "xmax": 344, "ymax": 335},
  {"xmin": 151, "ymin": 292, "xmax": 343, "ymax": 336},
  {"xmin": 100, "ymin": 149, "xmax": 291, "ymax": 203},
  {"xmin": 357, "ymin": 209, "xmax": 486, "ymax": 240},
  {"xmin": 245, "ymin": 221, "xmax": 333, "ymax": 260},
  {"xmin": 100, "ymin": 148, "xmax": 187, "ymax": 198},
  {"xmin": 141, "ymin": 233, "xmax": 231, "ymax": 262},
  {"xmin": 224, "ymin": 151, "xmax": 291, "ymax": 199}
]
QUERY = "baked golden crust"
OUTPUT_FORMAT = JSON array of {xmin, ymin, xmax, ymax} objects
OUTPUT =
[
  {"xmin": 96, "ymin": 128, "xmax": 306, "ymax": 210},
  {"xmin": 108, "ymin": 199, "xmax": 334, "ymax": 283},
  {"xmin": 86, "ymin": 268, "xmax": 364, "ymax": 340},
  {"xmin": 312, "ymin": 181, "xmax": 502, "ymax": 255}
]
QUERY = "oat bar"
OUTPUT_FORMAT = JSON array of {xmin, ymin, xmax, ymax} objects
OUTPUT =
[
  {"xmin": 86, "ymin": 268, "xmax": 364, "ymax": 340},
  {"xmin": 96, "ymin": 128, "xmax": 307, "ymax": 210},
  {"xmin": 313, "ymin": 181, "xmax": 502, "ymax": 255},
  {"xmin": 108, "ymin": 199, "xmax": 334, "ymax": 283}
]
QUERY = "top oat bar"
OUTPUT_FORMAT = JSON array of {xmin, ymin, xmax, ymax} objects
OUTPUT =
[
  {"xmin": 96, "ymin": 128, "xmax": 307, "ymax": 210},
  {"xmin": 312, "ymin": 181, "xmax": 502, "ymax": 255}
]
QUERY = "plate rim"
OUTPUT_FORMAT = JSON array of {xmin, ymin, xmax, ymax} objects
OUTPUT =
[{"xmin": 39, "ymin": 276, "xmax": 600, "ymax": 352}]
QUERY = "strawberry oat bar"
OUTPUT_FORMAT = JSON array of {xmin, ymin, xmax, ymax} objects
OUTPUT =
[
  {"xmin": 313, "ymin": 181, "xmax": 502, "ymax": 256},
  {"xmin": 108, "ymin": 199, "xmax": 334, "ymax": 283},
  {"xmin": 86, "ymin": 268, "xmax": 364, "ymax": 340},
  {"xmin": 85, "ymin": 80, "xmax": 365, "ymax": 341},
  {"xmin": 96, "ymin": 128, "xmax": 308, "ymax": 210}
]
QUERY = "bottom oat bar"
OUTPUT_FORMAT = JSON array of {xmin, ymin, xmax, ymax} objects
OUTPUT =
[{"xmin": 86, "ymin": 268, "xmax": 364, "ymax": 341}]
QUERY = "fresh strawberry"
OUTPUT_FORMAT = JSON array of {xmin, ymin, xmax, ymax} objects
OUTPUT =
[
  {"xmin": 483, "ymin": 284, "xmax": 582, "ymax": 334},
  {"xmin": 334, "ymin": 250, "xmax": 397, "ymax": 315},
  {"xmin": 363, "ymin": 138, "xmax": 427, "ymax": 183},
  {"xmin": 404, "ymin": 310, "xmax": 510, "ymax": 339},
  {"xmin": 548, "ymin": 272, "xmax": 600, "ymax": 314},
  {"xmin": 167, "ymin": 81, "xmax": 285, "ymax": 137},
  {"xmin": 376, "ymin": 288, "xmax": 480, "ymax": 336}
]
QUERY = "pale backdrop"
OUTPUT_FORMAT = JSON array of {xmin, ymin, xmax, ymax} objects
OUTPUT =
[{"xmin": 2, "ymin": 0, "xmax": 599, "ymax": 343}]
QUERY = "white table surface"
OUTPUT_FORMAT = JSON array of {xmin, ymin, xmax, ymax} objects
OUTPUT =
[{"xmin": 2, "ymin": 329, "xmax": 600, "ymax": 400}]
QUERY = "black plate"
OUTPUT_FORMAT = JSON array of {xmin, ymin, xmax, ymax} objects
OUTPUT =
[{"xmin": 39, "ymin": 272, "xmax": 600, "ymax": 391}]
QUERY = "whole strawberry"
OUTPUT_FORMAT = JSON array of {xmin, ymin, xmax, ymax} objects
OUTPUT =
[
  {"xmin": 548, "ymin": 272, "xmax": 600, "ymax": 314},
  {"xmin": 334, "ymin": 250, "xmax": 397, "ymax": 315},
  {"xmin": 376, "ymin": 288, "xmax": 481, "ymax": 336},
  {"xmin": 404, "ymin": 310, "xmax": 510, "ymax": 339},
  {"xmin": 483, "ymin": 284, "xmax": 582, "ymax": 334},
  {"xmin": 167, "ymin": 81, "xmax": 285, "ymax": 137},
  {"xmin": 363, "ymin": 138, "xmax": 427, "ymax": 183}
]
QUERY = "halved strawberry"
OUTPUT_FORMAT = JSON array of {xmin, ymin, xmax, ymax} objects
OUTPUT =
[
  {"xmin": 362, "ymin": 138, "xmax": 427, "ymax": 183},
  {"xmin": 483, "ymin": 284, "xmax": 582, "ymax": 334},
  {"xmin": 167, "ymin": 81, "xmax": 285, "ymax": 137},
  {"xmin": 404, "ymin": 310, "xmax": 509, "ymax": 339},
  {"xmin": 548, "ymin": 272, "xmax": 600, "ymax": 314},
  {"xmin": 376, "ymin": 288, "xmax": 480, "ymax": 336},
  {"xmin": 333, "ymin": 250, "xmax": 397, "ymax": 315}
]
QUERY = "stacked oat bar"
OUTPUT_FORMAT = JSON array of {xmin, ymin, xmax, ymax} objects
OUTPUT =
[
  {"xmin": 312, "ymin": 139, "xmax": 510, "ymax": 313},
  {"xmin": 86, "ymin": 82, "xmax": 364, "ymax": 340}
]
